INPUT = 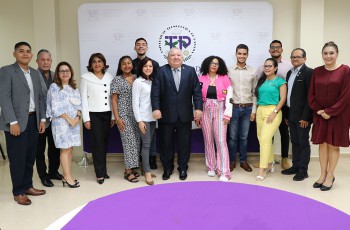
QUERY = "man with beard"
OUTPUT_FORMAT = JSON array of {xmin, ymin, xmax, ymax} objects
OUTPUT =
[{"xmin": 227, "ymin": 44, "xmax": 257, "ymax": 172}]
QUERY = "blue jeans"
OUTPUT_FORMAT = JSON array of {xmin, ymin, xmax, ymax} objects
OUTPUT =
[{"xmin": 228, "ymin": 106, "xmax": 252, "ymax": 162}]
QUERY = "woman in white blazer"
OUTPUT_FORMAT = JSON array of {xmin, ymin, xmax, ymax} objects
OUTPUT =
[{"xmin": 80, "ymin": 53, "xmax": 114, "ymax": 184}]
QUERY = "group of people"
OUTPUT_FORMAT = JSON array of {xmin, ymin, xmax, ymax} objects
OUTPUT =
[{"xmin": 0, "ymin": 38, "xmax": 349, "ymax": 205}]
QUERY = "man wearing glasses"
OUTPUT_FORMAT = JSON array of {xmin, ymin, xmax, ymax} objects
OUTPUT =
[
  {"xmin": 255, "ymin": 40, "xmax": 293, "ymax": 169},
  {"xmin": 282, "ymin": 48, "xmax": 313, "ymax": 181},
  {"xmin": 227, "ymin": 44, "xmax": 257, "ymax": 172}
]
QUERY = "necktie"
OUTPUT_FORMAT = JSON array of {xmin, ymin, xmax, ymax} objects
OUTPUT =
[{"xmin": 173, "ymin": 68, "xmax": 180, "ymax": 91}]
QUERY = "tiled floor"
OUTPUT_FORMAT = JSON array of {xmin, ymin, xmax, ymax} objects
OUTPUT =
[{"xmin": 0, "ymin": 154, "xmax": 349, "ymax": 230}]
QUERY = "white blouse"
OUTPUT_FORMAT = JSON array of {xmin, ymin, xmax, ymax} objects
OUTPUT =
[{"xmin": 132, "ymin": 77, "xmax": 156, "ymax": 122}]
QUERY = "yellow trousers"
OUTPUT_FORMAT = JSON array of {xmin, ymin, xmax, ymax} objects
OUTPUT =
[{"xmin": 256, "ymin": 105, "xmax": 282, "ymax": 168}]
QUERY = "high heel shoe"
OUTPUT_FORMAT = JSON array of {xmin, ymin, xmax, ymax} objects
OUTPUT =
[
  {"xmin": 256, "ymin": 169, "xmax": 267, "ymax": 181},
  {"xmin": 313, "ymin": 180, "xmax": 324, "ymax": 188},
  {"xmin": 144, "ymin": 173, "xmax": 154, "ymax": 185},
  {"xmin": 62, "ymin": 178, "xmax": 80, "ymax": 188},
  {"xmin": 97, "ymin": 178, "xmax": 104, "ymax": 184},
  {"xmin": 267, "ymin": 162, "xmax": 275, "ymax": 173},
  {"xmin": 320, "ymin": 177, "xmax": 335, "ymax": 191}
]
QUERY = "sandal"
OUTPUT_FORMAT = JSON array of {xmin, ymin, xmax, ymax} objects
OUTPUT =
[
  {"xmin": 132, "ymin": 170, "xmax": 140, "ymax": 178},
  {"xmin": 124, "ymin": 172, "xmax": 139, "ymax": 183}
]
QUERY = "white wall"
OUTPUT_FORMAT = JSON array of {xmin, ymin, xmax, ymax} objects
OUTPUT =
[{"xmin": 0, "ymin": 0, "xmax": 349, "ymax": 155}]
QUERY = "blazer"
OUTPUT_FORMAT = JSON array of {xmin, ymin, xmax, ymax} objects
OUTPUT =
[
  {"xmin": 38, "ymin": 69, "xmax": 54, "ymax": 128},
  {"xmin": 284, "ymin": 64, "xmax": 313, "ymax": 123},
  {"xmin": 80, "ymin": 71, "xmax": 114, "ymax": 122},
  {"xmin": 0, "ymin": 62, "xmax": 45, "ymax": 132},
  {"xmin": 151, "ymin": 64, "xmax": 202, "ymax": 123}
]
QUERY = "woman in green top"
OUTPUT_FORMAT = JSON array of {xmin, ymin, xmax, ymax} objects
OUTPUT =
[{"xmin": 255, "ymin": 58, "xmax": 287, "ymax": 180}]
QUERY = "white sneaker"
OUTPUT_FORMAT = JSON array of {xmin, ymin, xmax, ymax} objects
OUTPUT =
[
  {"xmin": 219, "ymin": 175, "xmax": 229, "ymax": 182},
  {"xmin": 207, "ymin": 171, "xmax": 216, "ymax": 177}
]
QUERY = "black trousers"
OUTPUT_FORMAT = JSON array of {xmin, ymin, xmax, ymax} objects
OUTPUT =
[
  {"xmin": 158, "ymin": 119, "xmax": 191, "ymax": 172},
  {"xmin": 289, "ymin": 120, "xmax": 311, "ymax": 173},
  {"xmin": 90, "ymin": 112, "xmax": 111, "ymax": 178},
  {"xmin": 36, "ymin": 123, "xmax": 60, "ymax": 179},
  {"xmin": 279, "ymin": 111, "xmax": 290, "ymax": 158},
  {"xmin": 5, "ymin": 115, "xmax": 38, "ymax": 196}
]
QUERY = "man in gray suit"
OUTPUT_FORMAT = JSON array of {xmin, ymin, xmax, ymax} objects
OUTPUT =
[
  {"xmin": 0, "ymin": 42, "xmax": 46, "ymax": 205},
  {"xmin": 35, "ymin": 49, "xmax": 62, "ymax": 187}
]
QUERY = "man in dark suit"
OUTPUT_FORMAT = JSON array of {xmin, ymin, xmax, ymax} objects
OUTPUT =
[
  {"xmin": 282, "ymin": 48, "xmax": 313, "ymax": 181},
  {"xmin": 0, "ymin": 42, "xmax": 46, "ymax": 205},
  {"xmin": 35, "ymin": 49, "xmax": 62, "ymax": 187},
  {"xmin": 151, "ymin": 47, "xmax": 202, "ymax": 180}
]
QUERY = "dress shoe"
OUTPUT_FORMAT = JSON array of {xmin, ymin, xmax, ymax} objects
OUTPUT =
[
  {"xmin": 253, "ymin": 162, "xmax": 260, "ymax": 168},
  {"xmin": 281, "ymin": 167, "xmax": 298, "ymax": 175},
  {"xmin": 104, "ymin": 174, "xmax": 110, "ymax": 179},
  {"xmin": 293, "ymin": 172, "xmax": 309, "ymax": 181},
  {"xmin": 149, "ymin": 156, "xmax": 158, "ymax": 170},
  {"xmin": 162, "ymin": 171, "xmax": 172, "ymax": 180},
  {"xmin": 49, "ymin": 172, "xmax": 63, "ymax": 180},
  {"xmin": 179, "ymin": 170, "xmax": 187, "ymax": 180},
  {"xmin": 41, "ymin": 178, "xmax": 54, "ymax": 187},
  {"xmin": 229, "ymin": 161, "xmax": 236, "ymax": 172},
  {"xmin": 240, "ymin": 161, "xmax": 252, "ymax": 172},
  {"xmin": 25, "ymin": 187, "xmax": 46, "ymax": 196},
  {"xmin": 313, "ymin": 181, "xmax": 324, "ymax": 188},
  {"xmin": 14, "ymin": 194, "xmax": 31, "ymax": 205},
  {"xmin": 97, "ymin": 178, "xmax": 105, "ymax": 184},
  {"xmin": 281, "ymin": 158, "xmax": 291, "ymax": 169},
  {"xmin": 320, "ymin": 177, "xmax": 335, "ymax": 191}
]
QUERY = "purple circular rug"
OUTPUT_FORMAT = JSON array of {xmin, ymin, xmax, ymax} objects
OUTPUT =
[{"xmin": 62, "ymin": 182, "xmax": 350, "ymax": 230}]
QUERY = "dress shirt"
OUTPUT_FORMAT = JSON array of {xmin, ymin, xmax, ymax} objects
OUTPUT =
[
  {"xmin": 80, "ymin": 72, "xmax": 114, "ymax": 122},
  {"xmin": 22, "ymin": 68, "xmax": 35, "ymax": 112},
  {"xmin": 172, "ymin": 67, "xmax": 181, "ymax": 88},
  {"xmin": 228, "ymin": 64, "xmax": 258, "ymax": 113},
  {"xmin": 257, "ymin": 58, "xmax": 293, "ymax": 80},
  {"xmin": 287, "ymin": 65, "xmax": 302, "ymax": 107},
  {"xmin": 132, "ymin": 78, "xmax": 156, "ymax": 122}
]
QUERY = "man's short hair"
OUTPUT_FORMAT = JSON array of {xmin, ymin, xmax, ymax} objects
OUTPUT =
[
  {"xmin": 14, "ymin": 41, "xmax": 31, "ymax": 50},
  {"xmin": 291, "ymin": 48, "xmax": 306, "ymax": 58},
  {"xmin": 236, "ymin": 44, "xmax": 249, "ymax": 53},
  {"xmin": 135, "ymin": 38, "xmax": 148, "ymax": 45},
  {"xmin": 37, "ymin": 49, "xmax": 51, "ymax": 59},
  {"xmin": 270, "ymin": 40, "xmax": 282, "ymax": 48}
]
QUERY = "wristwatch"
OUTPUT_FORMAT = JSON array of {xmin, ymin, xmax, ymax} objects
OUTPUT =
[{"xmin": 273, "ymin": 109, "xmax": 278, "ymax": 113}]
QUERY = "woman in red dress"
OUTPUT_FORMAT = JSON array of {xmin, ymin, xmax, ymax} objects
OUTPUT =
[{"xmin": 308, "ymin": 41, "xmax": 350, "ymax": 191}]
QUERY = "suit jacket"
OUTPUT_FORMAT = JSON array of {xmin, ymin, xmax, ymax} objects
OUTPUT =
[
  {"xmin": 284, "ymin": 64, "xmax": 313, "ymax": 123},
  {"xmin": 0, "ymin": 62, "xmax": 45, "ymax": 132},
  {"xmin": 38, "ymin": 69, "xmax": 54, "ymax": 128},
  {"xmin": 151, "ymin": 64, "xmax": 202, "ymax": 123}
]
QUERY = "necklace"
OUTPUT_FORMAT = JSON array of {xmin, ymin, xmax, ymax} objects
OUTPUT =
[{"xmin": 209, "ymin": 74, "xmax": 217, "ymax": 86}]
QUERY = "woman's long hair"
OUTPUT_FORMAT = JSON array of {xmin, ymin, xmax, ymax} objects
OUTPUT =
[
  {"xmin": 54, "ymin": 61, "xmax": 77, "ymax": 90},
  {"xmin": 137, "ymin": 57, "xmax": 154, "ymax": 81},
  {"xmin": 255, "ymin": 58, "xmax": 278, "ymax": 97}
]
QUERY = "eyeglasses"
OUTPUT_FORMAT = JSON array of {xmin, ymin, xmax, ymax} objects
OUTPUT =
[
  {"xmin": 59, "ymin": 70, "xmax": 70, "ymax": 74},
  {"xmin": 270, "ymin": 46, "xmax": 282, "ymax": 50},
  {"xmin": 210, "ymin": 62, "xmax": 219, "ymax": 67},
  {"xmin": 263, "ymin": 65, "xmax": 273, "ymax": 69},
  {"xmin": 290, "ymin": 56, "xmax": 304, "ymax": 60}
]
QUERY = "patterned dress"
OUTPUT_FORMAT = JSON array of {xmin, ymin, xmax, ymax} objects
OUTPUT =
[
  {"xmin": 46, "ymin": 83, "xmax": 82, "ymax": 149},
  {"xmin": 111, "ymin": 75, "xmax": 140, "ymax": 168}
]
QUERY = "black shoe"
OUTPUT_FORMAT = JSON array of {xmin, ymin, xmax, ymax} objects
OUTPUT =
[
  {"xmin": 104, "ymin": 174, "xmax": 110, "ymax": 179},
  {"xmin": 162, "ymin": 171, "xmax": 172, "ymax": 180},
  {"xmin": 179, "ymin": 170, "xmax": 187, "ymax": 181},
  {"xmin": 320, "ymin": 177, "xmax": 335, "ymax": 191},
  {"xmin": 313, "ymin": 181, "xmax": 324, "ymax": 188},
  {"xmin": 281, "ymin": 167, "xmax": 298, "ymax": 175},
  {"xmin": 293, "ymin": 172, "xmax": 309, "ymax": 181},
  {"xmin": 41, "ymin": 178, "xmax": 54, "ymax": 187},
  {"xmin": 150, "ymin": 156, "xmax": 158, "ymax": 170},
  {"xmin": 49, "ymin": 173, "xmax": 63, "ymax": 180},
  {"xmin": 97, "ymin": 178, "xmax": 105, "ymax": 184}
]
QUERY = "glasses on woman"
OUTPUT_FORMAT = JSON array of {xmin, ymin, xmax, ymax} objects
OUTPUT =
[
  {"xmin": 263, "ymin": 65, "xmax": 273, "ymax": 69},
  {"xmin": 59, "ymin": 70, "xmax": 71, "ymax": 74},
  {"xmin": 210, "ymin": 62, "xmax": 219, "ymax": 67}
]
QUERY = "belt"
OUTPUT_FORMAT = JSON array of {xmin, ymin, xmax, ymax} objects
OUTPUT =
[
  {"xmin": 28, "ymin": 111, "xmax": 36, "ymax": 116},
  {"xmin": 232, "ymin": 103, "xmax": 253, "ymax": 108}
]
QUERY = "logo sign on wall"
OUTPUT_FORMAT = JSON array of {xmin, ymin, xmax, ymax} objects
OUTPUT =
[{"xmin": 78, "ymin": 2, "xmax": 273, "ymax": 76}]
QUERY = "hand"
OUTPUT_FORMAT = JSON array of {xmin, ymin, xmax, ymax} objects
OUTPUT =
[
  {"xmin": 299, "ymin": 120, "xmax": 309, "ymax": 128},
  {"xmin": 110, "ymin": 120, "xmax": 115, "ymax": 128},
  {"xmin": 138, "ymin": 121, "xmax": 146, "ymax": 134},
  {"xmin": 10, "ymin": 123, "xmax": 21, "ymax": 136},
  {"xmin": 321, "ymin": 112, "xmax": 331, "ymax": 120},
  {"xmin": 266, "ymin": 112, "xmax": 277, "ymax": 124},
  {"xmin": 250, "ymin": 113, "xmax": 256, "ymax": 122},
  {"xmin": 223, "ymin": 119, "xmax": 230, "ymax": 126},
  {"xmin": 285, "ymin": 119, "xmax": 289, "ymax": 125},
  {"xmin": 116, "ymin": 118, "xmax": 126, "ymax": 132},
  {"xmin": 195, "ymin": 119, "xmax": 201, "ymax": 127},
  {"xmin": 194, "ymin": 110, "xmax": 203, "ymax": 121},
  {"xmin": 153, "ymin": 110, "xmax": 162, "ymax": 120},
  {"xmin": 84, "ymin": 121, "xmax": 91, "ymax": 130},
  {"xmin": 39, "ymin": 122, "xmax": 46, "ymax": 133},
  {"xmin": 317, "ymin": 110, "xmax": 324, "ymax": 115}
]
